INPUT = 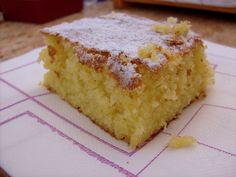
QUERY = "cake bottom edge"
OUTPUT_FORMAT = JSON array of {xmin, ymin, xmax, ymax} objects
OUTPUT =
[{"xmin": 44, "ymin": 84, "xmax": 205, "ymax": 149}]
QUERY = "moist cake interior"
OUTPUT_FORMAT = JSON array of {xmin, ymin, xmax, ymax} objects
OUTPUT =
[{"xmin": 40, "ymin": 13, "xmax": 214, "ymax": 148}]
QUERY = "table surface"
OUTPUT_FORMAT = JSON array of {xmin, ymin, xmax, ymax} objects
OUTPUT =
[
  {"xmin": 0, "ymin": 2, "xmax": 236, "ymax": 177},
  {"xmin": 0, "ymin": 1, "xmax": 236, "ymax": 62}
]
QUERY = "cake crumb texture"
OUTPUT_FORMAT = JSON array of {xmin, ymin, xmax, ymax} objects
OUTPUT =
[
  {"xmin": 39, "ymin": 13, "xmax": 214, "ymax": 148},
  {"xmin": 168, "ymin": 134, "xmax": 197, "ymax": 148}
]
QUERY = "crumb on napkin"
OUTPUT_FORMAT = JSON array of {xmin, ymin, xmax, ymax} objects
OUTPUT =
[{"xmin": 168, "ymin": 134, "xmax": 197, "ymax": 148}]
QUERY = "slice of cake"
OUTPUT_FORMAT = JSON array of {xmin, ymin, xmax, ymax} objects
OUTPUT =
[{"xmin": 39, "ymin": 13, "xmax": 214, "ymax": 148}]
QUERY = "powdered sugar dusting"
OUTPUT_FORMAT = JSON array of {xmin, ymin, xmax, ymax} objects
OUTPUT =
[
  {"xmin": 142, "ymin": 53, "xmax": 167, "ymax": 70},
  {"xmin": 42, "ymin": 13, "xmax": 197, "ymax": 58},
  {"xmin": 108, "ymin": 56, "xmax": 141, "ymax": 89},
  {"xmin": 41, "ymin": 13, "xmax": 200, "ymax": 89}
]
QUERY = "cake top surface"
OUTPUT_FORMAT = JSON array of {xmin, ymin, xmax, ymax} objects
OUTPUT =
[
  {"xmin": 42, "ymin": 13, "xmax": 202, "ymax": 90},
  {"xmin": 42, "ymin": 13, "xmax": 198, "ymax": 58}
]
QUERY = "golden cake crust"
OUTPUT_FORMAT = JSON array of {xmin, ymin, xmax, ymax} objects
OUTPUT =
[{"xmin": 41, "ymin": 13, "xmax": 203, "ymax": 90}]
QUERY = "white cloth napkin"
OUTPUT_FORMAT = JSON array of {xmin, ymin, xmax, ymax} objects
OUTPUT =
[{"xmin": 0, "ymin": 41, "xmax": 236, "ymax": 177}]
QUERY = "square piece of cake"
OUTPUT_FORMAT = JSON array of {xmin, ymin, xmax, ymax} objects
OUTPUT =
[{"xmin": 39, "ymin": 13, "xmax": 214, "ymax": 148}]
